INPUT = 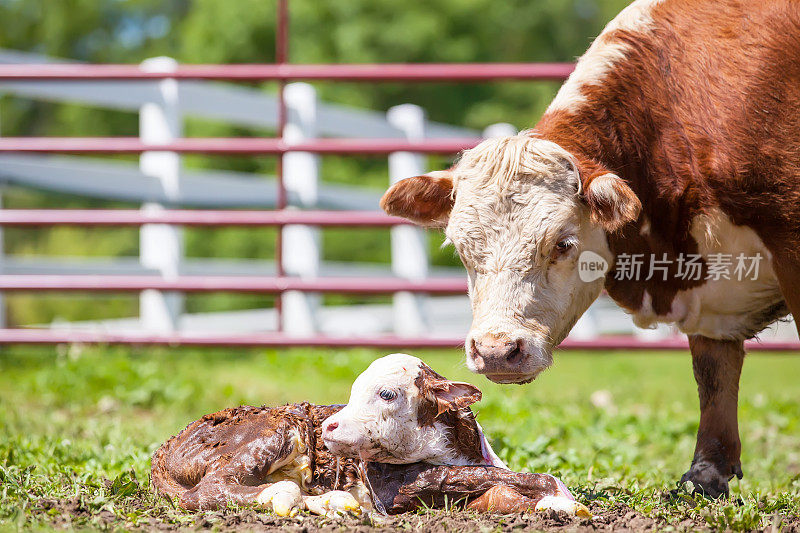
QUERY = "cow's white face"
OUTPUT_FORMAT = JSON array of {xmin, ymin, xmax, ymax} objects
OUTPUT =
[
  {"xmin": 380, "ymin": 134, "xmax": 640, "ymax": 384},
  {"xmin": 322, "ymin": 353, "xmax": 484, "ymax": 464}
]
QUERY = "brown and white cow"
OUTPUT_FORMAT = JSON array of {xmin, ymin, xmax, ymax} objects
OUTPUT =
[{"xmin": 381, "ymin": 0, "xmax": 800, "ymax": 497}]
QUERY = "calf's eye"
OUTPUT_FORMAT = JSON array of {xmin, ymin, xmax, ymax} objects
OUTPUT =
[{"xmin": 378, "ymin": 389, "xmax": 397, "ymax": 401}]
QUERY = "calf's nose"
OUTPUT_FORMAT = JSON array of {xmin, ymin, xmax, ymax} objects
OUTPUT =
[
  {"xmin": 324, "ymin": 421, "xmax": 339, "ymax": 434},
  {"xmin": 471, "ymin": 334, "xmax": 523, "ymax": 372}
]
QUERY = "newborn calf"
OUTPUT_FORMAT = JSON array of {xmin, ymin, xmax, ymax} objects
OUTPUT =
[
  {"xmin": 151, "ymin": 353, "xmax": 585, "ymax": 516},
  {"xmin": 323, "ymin": 354, "xmax": 585, "ymax": 515}
]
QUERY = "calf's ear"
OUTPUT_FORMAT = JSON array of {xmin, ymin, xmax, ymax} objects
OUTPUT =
[
  {"xmin": 380, "ymin": 171, "xmax": 454, "ymax": 228},
  {"xmin": 430, "ymin": 381, "xmax": 483, "ymax": 416},
  {"xmin": 582, "ymin": 173, "xmax": 641, "ymax": 232}
]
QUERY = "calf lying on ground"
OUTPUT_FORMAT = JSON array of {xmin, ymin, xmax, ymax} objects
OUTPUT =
[{"xmin": 151, "ymin": 353, "xmax": 587, "ymax": 517}]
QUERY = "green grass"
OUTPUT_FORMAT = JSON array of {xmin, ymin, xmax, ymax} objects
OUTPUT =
[{"xmin": 1, "ymin": 346, "xmax": 798, "ymax": 531}]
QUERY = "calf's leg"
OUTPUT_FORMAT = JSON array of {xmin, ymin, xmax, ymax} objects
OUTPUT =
[
  {"xmin": 467, "ymin": 485, "xmax": 537, "ymax": 513},
  {"xmin": 680, "ymin": 335, "xmax": 745, "ymax": 498},
  {"xmin": 179, "ymin": 475, "xmax": 268, "ymax": 510}
]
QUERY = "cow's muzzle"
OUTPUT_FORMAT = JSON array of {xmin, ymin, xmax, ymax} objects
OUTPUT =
[{"xmin": 468, "ymin": 333, "xmax": 549, "ymax": 384}]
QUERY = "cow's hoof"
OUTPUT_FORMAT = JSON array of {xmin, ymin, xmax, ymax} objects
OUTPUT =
[{"xmin": 680, "ymin": 460, "xmax": 743, "ymax": 499}]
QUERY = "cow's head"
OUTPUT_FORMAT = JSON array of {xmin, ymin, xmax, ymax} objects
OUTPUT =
[
  {"xmin": 322, "ymin": 353, "xmax": 506, "ymax": 467},
  {"xmin": 381, "ymin": 133, "xmax": 640, "ymax": 384}
]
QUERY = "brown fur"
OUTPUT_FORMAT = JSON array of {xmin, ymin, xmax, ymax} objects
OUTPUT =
[
  {"xmin": 365, "ymin": 462, "xmax": 563, "ymax": 514},
  {"xmin": 681, "ymin": 336, "xmax": 745, "ymax": 496},
  {"xmin": 381, "ymin": 174, "xmax": 454, "ymax": 228},
  {"xmin": 531, "ymin": 2, "xmax": 800, "ymax": 494},
  {"xmin": 535, "ymin": 0, "xmax": 800, "ymax": 328},
  {"xmin": 413, "ymin": 363, "xmax": 485, "ymax": 464},
  {"xmin": 151, "ymin": 403, "xmax": 360, "ymax": 510},
  {"xmin": 381, "ymin": 0, "xmax": 800, "ymax": 496}
]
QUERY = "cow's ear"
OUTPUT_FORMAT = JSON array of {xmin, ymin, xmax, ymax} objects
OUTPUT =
[
  {"xmin": 427, "ymin": 380, "xmax": 482, "ymax": 417},
  {"xmin": 380, "ymin": 171, "xmax": 454, "ymax": 228},
  {"xmin": 582, "ymin": 173, "xmax": 641, "ymax": 232}
]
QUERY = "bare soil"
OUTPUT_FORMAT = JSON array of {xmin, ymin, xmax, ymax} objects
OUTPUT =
[{"xmin": 33, "ymin": 496, "xmax": 800, "ymax": 532}]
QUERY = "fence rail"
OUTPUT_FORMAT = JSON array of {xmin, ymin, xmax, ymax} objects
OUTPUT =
[
  {"xmin": 0, "ymin": 137, "xmax": 480, "ymax": 154},
  {"xmin": 0, "ymin": 275, "xmax": 468, "ymax": 294},
  {"xmin": 0, "ymin": 63, "xmax": 575, "ymax": 82},
  {"xmin": 0, "ymin": 209, "xmax": 409, "ymax": 227}
]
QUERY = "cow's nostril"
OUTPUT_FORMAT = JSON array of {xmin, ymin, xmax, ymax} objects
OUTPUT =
[
  {"xmin": 506, "ymin": 343, "xmax": 523, "ymax": 365},
  {"xmin": 470, "ymin": 339, "xmax": 488, "ymax": 371},
  {"xmin": 325, "ymin": 422, "xmax": 339, "ymax": 433}
]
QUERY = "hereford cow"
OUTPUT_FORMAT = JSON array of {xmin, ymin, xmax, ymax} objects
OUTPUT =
[{"xmin": 380, "ymin": 0, "xmax": 800, "ymax": 497}]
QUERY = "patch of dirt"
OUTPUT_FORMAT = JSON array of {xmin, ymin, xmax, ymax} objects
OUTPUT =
[{"xmin": 31, "ymin": 496, "xmax": 800, "ymax": 532}]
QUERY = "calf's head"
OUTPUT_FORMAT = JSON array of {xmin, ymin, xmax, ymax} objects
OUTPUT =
[
  {"xmin": 322, "ymin": 353, "xmax": 505, "ymax": 467},
  {"xmin": 381, "ymin": 133, "xmax": 640, "ymax": 384}
]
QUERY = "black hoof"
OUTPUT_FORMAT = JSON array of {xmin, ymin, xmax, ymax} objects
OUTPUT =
[{"xmin": 680, "ymin": 460, "xmax": 742, "ymax": 499}]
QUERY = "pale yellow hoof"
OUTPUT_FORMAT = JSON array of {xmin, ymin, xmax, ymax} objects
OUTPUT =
[
  {"xmin": 304, "ymin": 490, "xmax": 362, "ymax": 517},
  {"xmin": 535, "ymin": 495, "xmax": 593, "ymax": 518},
  {"xmin": 256, "ymin": 480, "xmax": 303, "ymax": 517}
]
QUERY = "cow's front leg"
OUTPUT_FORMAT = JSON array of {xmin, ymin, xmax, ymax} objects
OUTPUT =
[{"xmin": 680, "ymin": 335, "xmax": 745, "ymax": 498}]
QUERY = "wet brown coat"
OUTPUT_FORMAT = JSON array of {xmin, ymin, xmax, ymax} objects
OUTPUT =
[
  {"xmin": 366, "ymin": 462, "xmax": 565, "ymax": 514},
  {"xmin": 151, "ymin": 403, "xmax": 360, "ymax": 510},
  {"xmin": 151, "ymin": 401, "xmax": 567, "ymax": 514}
]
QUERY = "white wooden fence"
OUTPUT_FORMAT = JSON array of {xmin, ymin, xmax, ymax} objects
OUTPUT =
[
  {"xmin": 5, "ymin": 49, "xmax": 791, "ymax": 341},
  {"xmin": 0, "ymin": 49, "xmax": 487, "ymax": 337}
]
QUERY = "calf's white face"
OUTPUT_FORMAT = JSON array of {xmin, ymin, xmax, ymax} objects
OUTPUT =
[
  {"xmin": 380, "ymin": 134, "xmax": 640, "ymax": 384},
  {"xmin": 322, "ymin": 353, "xmax": 485, "ymax": 465}
]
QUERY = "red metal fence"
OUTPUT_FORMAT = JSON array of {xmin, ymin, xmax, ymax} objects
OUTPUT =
[{"xmin": 0, "ymin": 0, "xmax": 796, "ymax": 352}]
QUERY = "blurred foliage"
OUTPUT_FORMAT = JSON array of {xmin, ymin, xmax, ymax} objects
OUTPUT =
[{"xmin": 0, "ymin": 0, "xmax": 631, "ymax": 325}]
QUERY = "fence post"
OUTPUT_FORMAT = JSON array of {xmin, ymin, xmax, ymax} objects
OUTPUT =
[
  {"xmin": 139, "ymin": 57, "xmax": 183, "ymax": 332},
  {"xmin": 281, "ymin": 83, "xmax": 320, "ymax": 335},
  {"xmin": 483, "ymin": 122, "xmax": 517, "ymax": 139},
  {"xmin": 388, "ymin": 104, "xmax": 429, "ymax": 337},
  {"xmin": 0, "ymin": 106, "xmax": 4, "ymax": 328}
]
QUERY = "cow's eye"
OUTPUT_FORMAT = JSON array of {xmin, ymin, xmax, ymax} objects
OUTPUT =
[
  {"xmin": 551, "ymin": 237, "xmax": 577, "ymax": 260},
  {"xmin": 378, "ymin": 389, "xmax": 397, "ymax": 401}
]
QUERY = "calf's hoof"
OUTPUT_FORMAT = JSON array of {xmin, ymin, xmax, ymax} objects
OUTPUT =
[
  {"xmin": 257, "ymin": 480, "xmax": 303, "ymax": 517},
  {"xmin": 304, "ymin": 490, "xmax": 362, "ymax": 517},
  {"xmin": 535, "ymin": 496, "xmax": 592, "ymax": 518},
  {"xmin": 680, "ymin": 459, "xmax": 743, "ymax": 499}
]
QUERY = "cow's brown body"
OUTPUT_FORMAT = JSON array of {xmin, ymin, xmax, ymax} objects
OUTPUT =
[
  {"xmin": 538, "ymin": 0, "xmax": 800, "ymax": 326},
  {"xmin": 534, "ymin": 0, "xmax": 800, "ymax": 496},
  {"xmin": 380, "ymin": 0, "xmax": 800, "ymax": 498}
]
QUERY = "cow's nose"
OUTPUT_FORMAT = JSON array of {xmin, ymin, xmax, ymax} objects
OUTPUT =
[
  {"xmin": 324, "ymin": 421, "xmax": 339, "ymax": 434},
  {"xmin": 471, "ymin": 334, "xmax": 523, "ymax": 372}
]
